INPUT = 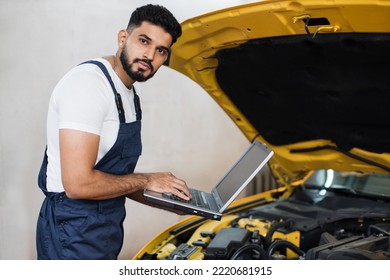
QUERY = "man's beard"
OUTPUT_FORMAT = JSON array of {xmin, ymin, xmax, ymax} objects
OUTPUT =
[{"xmin": 120, "ymin": 47, "xmax": 155, "ymax": 82}]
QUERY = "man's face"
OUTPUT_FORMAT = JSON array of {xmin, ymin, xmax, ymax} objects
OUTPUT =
[{"xmin": 120, "ymin": 21, "xmax": 172, "ymax": 82}]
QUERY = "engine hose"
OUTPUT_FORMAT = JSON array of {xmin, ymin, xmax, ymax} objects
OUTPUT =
[
  {"xmin": 265, "ymin": 220, "xmax": 291, "ymax": 246},
  {"xmin": 267, "ymin": 240, "xmax": 305, "ymax": 259},
  {"xmin": 230, "ymin": 244, "xmax": 269, "ymax": 260}
]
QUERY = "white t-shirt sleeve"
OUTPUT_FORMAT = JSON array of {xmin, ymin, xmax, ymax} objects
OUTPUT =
[{"xmin": 53, "ymin": 67, "xmax": 111, "ymax": 135}]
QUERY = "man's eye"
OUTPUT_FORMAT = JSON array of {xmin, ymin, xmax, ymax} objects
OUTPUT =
[
  {"xmin": 140, "ymin": 39, "xmax": 148, "ymax": 44},
  {"xmin": 157, "ymin": 48, "xmax": 167, "ymax": 55}
]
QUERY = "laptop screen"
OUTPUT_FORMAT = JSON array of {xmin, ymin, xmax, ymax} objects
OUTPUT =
[{"xmin": 213, "ymin": 141, "xmax": 273, "ymax": 208}]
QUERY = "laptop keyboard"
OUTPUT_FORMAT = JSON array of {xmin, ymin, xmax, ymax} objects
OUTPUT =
[
  {"xmin": 190, "ymin": 189, "xmax": 209, "ymax": 208},
  {"xmin": 163, "ymin": 189, "xmax": 210, "ymax": 209}
]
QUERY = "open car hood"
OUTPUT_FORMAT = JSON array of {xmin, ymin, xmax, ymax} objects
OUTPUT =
[{"xmin": 168, "ymin": 0, "xmax": 390, "ymax": 183}]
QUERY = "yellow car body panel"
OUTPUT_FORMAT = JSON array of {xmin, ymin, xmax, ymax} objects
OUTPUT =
[{"xmin": 169, "ymin": 0, "xmax": 390, "ymax": 183}]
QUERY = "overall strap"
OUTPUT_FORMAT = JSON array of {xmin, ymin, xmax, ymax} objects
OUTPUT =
[
  {"xmin": 80, "ymin": 60, "xmax": 126, "ymax": 123},
  {"xmin": 132, "ymin": 87, "xmax": 142, "ymax": 121}
]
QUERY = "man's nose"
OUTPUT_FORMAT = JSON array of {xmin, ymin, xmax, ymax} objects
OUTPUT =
[{"xmin": 143, "ymin": 47, "xmax": 154, "ymax": 61}]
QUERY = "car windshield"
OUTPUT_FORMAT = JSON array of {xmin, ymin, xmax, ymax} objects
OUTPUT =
[{"xmin": 304, "ymin": 169, "xmax": 390, "ymax": 200}]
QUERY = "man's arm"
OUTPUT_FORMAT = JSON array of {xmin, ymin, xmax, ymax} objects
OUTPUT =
[{"xmin": 59, "ymin": 129, "xmax": 191, "ymax": 201}]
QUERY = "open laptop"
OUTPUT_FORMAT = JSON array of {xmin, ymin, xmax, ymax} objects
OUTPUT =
[{"xmin": 143, "ymin": 140, "xmax": 274, "ymax": 220}]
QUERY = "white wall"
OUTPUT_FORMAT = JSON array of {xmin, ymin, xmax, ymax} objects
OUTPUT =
[{"xmin": 0, "ymin": 0, "xmax": 256, "ymax": 259}]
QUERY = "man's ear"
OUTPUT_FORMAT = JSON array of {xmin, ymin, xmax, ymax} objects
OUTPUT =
[{"xmin": 117, "ymin": 29, "xmax": 128, "ymax": 48}]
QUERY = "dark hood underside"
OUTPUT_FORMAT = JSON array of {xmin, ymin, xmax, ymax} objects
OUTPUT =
[{"xmin": 215, "ymin": 33, "xmax": 390, "ymax": 154}]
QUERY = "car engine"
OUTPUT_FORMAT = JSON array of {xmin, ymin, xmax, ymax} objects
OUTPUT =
[{"xmin": 139, "ymin": 186, "xmax": 390, "ymax": 260}]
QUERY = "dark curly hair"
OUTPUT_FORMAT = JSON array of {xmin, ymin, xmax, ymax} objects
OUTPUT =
[{"xmin": 127, "ymin": 4, "xmax": 182, "ymax": 45}]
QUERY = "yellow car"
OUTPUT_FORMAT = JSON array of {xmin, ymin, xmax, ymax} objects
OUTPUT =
[{"xmin": 134, "ymin": 0, "xmax": 390, "ymax": 260}]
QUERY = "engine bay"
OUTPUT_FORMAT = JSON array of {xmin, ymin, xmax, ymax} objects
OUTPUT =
[{"xmin": 138, "ymin": 185, "xmax": 390, "ymax": 260}]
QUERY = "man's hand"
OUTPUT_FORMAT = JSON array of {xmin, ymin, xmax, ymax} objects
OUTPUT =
[{"xmin": 143, "ymin": 172, "xmax": 191, "ymax": 201}]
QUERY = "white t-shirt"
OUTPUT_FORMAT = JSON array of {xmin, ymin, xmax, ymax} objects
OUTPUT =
[{"xmin": 46, "ymin": 58, "xmax": 138, "ymax": 193}]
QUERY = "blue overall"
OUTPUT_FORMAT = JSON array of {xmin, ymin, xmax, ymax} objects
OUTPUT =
[{"xmin": 36, "ymin": 60, "xmax": 142, "ymax": 259}]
